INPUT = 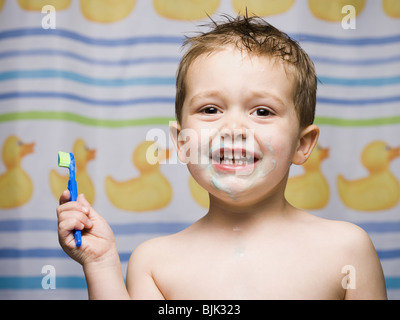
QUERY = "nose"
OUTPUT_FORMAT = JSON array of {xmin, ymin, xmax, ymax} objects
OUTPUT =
[
  {"xmin": 220, "ymin": 128, "xmax": 247, "ymax": 142},
  {"xmin": 219, "ymin": 112, "xmax": 249, "ymax": 142}
]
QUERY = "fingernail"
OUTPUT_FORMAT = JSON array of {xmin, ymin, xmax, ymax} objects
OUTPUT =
[{"xmin": 82, "ymin": 206, "xmax": 89, "ymax": 213}]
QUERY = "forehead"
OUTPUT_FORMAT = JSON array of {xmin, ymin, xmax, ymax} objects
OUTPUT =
[{"xmin": 184, "ymin": 47, "xmax": 296, "ymax": 105}]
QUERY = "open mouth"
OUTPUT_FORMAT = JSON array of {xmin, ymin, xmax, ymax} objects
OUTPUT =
[{"xmin": 211, "ymin": 148, "xmax": 259, "ymax": 168}]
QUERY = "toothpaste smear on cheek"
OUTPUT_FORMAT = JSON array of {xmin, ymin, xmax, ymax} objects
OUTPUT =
[{"xmin": 201, "ymin": 139, "xmax": 277, "ymax": 198}]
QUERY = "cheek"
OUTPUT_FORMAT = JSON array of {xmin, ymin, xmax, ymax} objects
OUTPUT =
[
  {"xmin": 186, "ymin": 162, "xmax": 214, "ymax": 196},
  {"xmin": 176, "ymin": 126, "xmax": 205, "ymax": 164},
  {"xmin": 263, "ymin": 133, "xmax": 298, "ymax": 169}
]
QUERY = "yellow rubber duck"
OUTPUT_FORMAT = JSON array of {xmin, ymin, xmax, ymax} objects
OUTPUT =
[
  {"xmin": 0, "ymin": 0, "xmax": 5, "ymax": 11},
  {"xmin": 80, "ymin": 0, "xmax": 136, "ymax": 23},
  {"xmin": 285, "ymin": 144, "xmax": 330, "ymax": 210},
  {"xmin": 105, "ymin": 141, "xmax": 172, "ymax": 212},
  {"xmin": 383, "ymin": 0, "xmax": 400, "ymax": 18},
  {"xmin": 337, "ymin": 141, "xmax": 400, "ymax": 211},
  {"xmin": 189, "ymin": 175, "xmax": 209, "ymax": 208},
  {"xmin": 308, "ymin": 0, "xmax": 366, "ymax": 22},
  {"xmin": 0, "ymin": 135, "xmax": 35, "ymax": 209},
  {"xmin": 153, "ymin": 0, "xmax": 220, "ymax": 21},
  {"xmin": 18, "ymin": 0, "xmax": 71, "ymax": 10},
  {"xmin": 232, "ymin": 0, "xmax": 295, "ymax": 17},
  {"xmin": 49, "ymin": 138, "xmax": 96, "ymax": 204}
]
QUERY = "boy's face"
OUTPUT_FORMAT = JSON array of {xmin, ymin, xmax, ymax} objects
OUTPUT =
[{"xmin": 171, "ymin": 47, "xmax": 318, "ymax": 205}]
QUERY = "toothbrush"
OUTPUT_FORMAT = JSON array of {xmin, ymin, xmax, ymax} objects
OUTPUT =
[{"xmin": 58, "ymin": 151, "xmax": 82, "ymax": 247}]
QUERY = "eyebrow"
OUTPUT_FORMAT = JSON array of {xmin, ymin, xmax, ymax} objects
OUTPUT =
[
  {"xmin": 248, "ymin": 90, "xmax": 286, "ymax": 108},
  {"xmin": 188, "ymin": 90, "xmax": 222, "ymax": 106},
  {"xmin": 189, "ymin": 89, "xmax": 286, "ymax": 109}
]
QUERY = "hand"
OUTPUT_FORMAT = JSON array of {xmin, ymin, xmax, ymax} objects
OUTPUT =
[{"xmin": 57, "ymin": 191, "xmax": 118, "ymax": 267}]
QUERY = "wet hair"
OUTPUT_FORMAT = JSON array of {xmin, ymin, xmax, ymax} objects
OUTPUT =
[{"xmin": 175, "ymin": 14, "xmax": 317, "ymax": 128}]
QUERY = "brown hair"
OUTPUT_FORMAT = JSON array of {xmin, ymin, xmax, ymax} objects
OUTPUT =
[{"xmin": 175, "ymin": 15, "xmax": 317, "ymax": 128}]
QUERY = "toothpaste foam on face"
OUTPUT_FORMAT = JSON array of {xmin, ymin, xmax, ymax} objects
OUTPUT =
[{"xmin": 201, "ymin": 137, "xmax": 276, "ymax": 198}]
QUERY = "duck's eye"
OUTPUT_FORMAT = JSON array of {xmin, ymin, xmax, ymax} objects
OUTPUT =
[
  {"xmin": 385, "ymin": 145, "xmax": 391, "ymax": 151},
  {"xmin": 17, "ymin": 140, "xmax": 23, "ymax": 146}
]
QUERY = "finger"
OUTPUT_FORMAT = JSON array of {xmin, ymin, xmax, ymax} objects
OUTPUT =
[
  {"xmin": 57, "ymin": 201, "xmax": 91, "ymax": 220},
  {"xmin": 77, "ymin": 194, "xmax": 91, "ymax": 212},
  {"xmin": 77, "ymin": 195, "xmax": 102, "ymax": 221},
  {"xmin": 58, "ymin": 218, "xmax": 85, "ymax": 249},
  {"xmin": 58, "ymin": 210, "xmax": 93, "ymax": 231},
  {"xmin": 59, "ymin": 190, "xmax": 71, "ymax": 205}
]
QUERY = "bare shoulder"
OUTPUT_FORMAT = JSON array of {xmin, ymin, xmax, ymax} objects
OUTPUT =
[
  {"xmin": 298, "ymin": 212, "xmax": 387, "ymax": 299},
  {"xmin": 312, "ymin": 214, "xmax": 366, "ymax": 237},
  {"xmin": 298, "ymin": 212, "xmax": 376, "ymax": 261},
  {"xmin": 126, "ymin": 231, "xmax": 187, "ymax": 299},
  {"xmin": 302, "ymin": 213, "xmax": 374, "ymax": 250},
  {"xmin": 128, "ymin": 233, "xmax": 177, "ymax": 267},
  {"xmin": 128, "ymin": 223, "xmax": 196, "ymax": 271}
]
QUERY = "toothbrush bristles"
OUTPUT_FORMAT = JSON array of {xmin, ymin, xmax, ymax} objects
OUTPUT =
[{"xmin": 58, "ymin": 151, "xmax": 71, "ymax": 168}]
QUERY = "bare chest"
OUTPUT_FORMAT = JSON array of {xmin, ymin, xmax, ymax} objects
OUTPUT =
[{"xmin": 154, "ymin": 240, "xmax": 345, "ymax": 300}]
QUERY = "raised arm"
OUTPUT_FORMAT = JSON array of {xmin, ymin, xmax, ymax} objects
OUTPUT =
[{"xmin": 57, "ymin": 191, "xmax": 130, "ymax": 299}]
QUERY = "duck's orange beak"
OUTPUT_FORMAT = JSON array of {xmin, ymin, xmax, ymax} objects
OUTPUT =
[
  {"xmin": 320, "ymin": 147, "xmax": 329, "ymax": 161},
  {"xmin": 86, "ymin": 148, "xmax": 96, "ymax": 161},
  {"xmin": 165, "ymin": 149, "xmax": 170, "ymax": 159},
  {"xmin": 388, "ymin": 146, "xmax": 400, "ymax": 161},
  {"xmin": 20, "ymin": 142, "xmax": 35, "ymax": 157},
  {"xmin": 158, "ymin": 148, "xmax": 171, "ymax": 162}
]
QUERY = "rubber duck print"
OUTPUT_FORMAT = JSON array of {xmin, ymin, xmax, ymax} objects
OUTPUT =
[
  {"xmin": 153, "ymin": 0, "xmax": 220, "ymax": 21},
  {"xmin": 18, "ymin": 0, "xmax": 71, "ymax": 10},
  {"xmin": 0, "ymin": 135, "xmax": 35, "ymax": 209},
  {"xmin": 308, "ymin": 0, "xmax": 365, "ymax": 22},
  {"xmin": 189, "ymin": 175, "xmax": 209, "ymax": 209},
  {"xmin": 80, "ymin": 0, "xmax": 136, "ymax": 23},
  {"xmin": 383, "ymin": 0, "xmax": 400, "ymax": 18},
  {"xmin": 232, "ymin": 0, "xmax": 295, "ymax": 17},
  {"xmin": 50, "ymin": 138, "xmax": 96, "ymax": 204},
  {"xmin": 285, "ymin": 144, "xmax": 330, "ymax": 210},
  {"xmin": 337, "ymin": 141, "xmax": 400, "ymax": 211},
  {"xmin": 105, "ymin": 141, "xmax": 172, "ymax": 212}
]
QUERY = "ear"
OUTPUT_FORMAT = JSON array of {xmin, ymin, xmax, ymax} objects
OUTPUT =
[
  {"xmin": 169, "ymin": 121, "xmax": 186, "ymax": 163},
  {"xmin": 291, "ymin": 124, "xmax": 319, "ymax": 165}
]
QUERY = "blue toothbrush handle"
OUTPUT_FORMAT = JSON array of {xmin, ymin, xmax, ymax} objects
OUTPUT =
[
  {"xmin": 68, "ymin": 172, "xmax": 82, "ymax": 248},
  {"xmin": 74, "ymin": 230, "xmax": 82, "ymax": 248}
]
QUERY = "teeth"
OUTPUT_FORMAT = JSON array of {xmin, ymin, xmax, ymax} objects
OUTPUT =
[
  {"xmin": 219, "ymin": 158, "xmax": 251, "ymax": 165},
  {"xmin": 213, "ymin": 149, "xmax": 257, "ymax": 165}
]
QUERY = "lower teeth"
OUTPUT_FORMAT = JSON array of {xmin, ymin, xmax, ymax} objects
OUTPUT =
[{"xmin": 220, "ymin": 159, "xmax": 252, "ymax": 165}]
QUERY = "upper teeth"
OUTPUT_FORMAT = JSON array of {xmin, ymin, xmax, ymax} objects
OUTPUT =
[{"xmin": 217, "ymin": 152, "xmax": 254, "ymax": 165}]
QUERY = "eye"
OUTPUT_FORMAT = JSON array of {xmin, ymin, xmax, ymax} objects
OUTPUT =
[
  {"xmin": 199, "ymin": 106, "xmax": 220, "ymax": 114},
  {"xmin": 251, "ymin": 107, "xmax": 272, "ymax": 117}
]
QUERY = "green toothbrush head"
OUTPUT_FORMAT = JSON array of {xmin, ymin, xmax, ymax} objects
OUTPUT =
[{"xmin": 58, "ymin": 151, "xmax": 71, "ymax": 168}]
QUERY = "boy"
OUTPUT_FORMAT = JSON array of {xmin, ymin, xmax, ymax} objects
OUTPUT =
[{"xmin": 57, "ymin": 15, "xmax": 387, "ymax": 299}]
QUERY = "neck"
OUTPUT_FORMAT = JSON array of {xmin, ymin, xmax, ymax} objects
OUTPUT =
[
  {"xmin": 204, "ymin": 183, "xmax": 291, "ymax": 231},
  {"xmin": 303, "ymin": 164, "xmax": 320, "ymax": 173},
  {"xmin": 6, "ymin": 160, "xmax": 21, "ymax": 170}
]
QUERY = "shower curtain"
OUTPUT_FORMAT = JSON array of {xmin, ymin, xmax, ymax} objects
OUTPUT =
[{"xmin": 0, "ymin": 0, "xmax": 399, "ymax": 299}]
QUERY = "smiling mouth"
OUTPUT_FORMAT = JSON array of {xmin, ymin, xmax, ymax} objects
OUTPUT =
[{"xmin": 211, "ymin": 148, "xmax": 259, "ymax": 167}]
